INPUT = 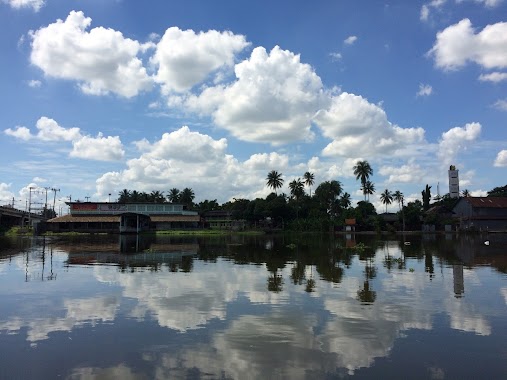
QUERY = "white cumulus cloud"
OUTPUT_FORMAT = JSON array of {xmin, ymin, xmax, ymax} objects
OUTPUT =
[
  {"xmin": 344, "ymin": 36, "xmax": 358, "ymax": 45},
  {"xmin": 428, "ymin": 19, "xmax": 507, "ymax": 71},
  {"xmin": 30, "ymin": 11, "xmax": 153, "ymax": 98},
  {"xmin": 94, "ymin": 126, "xmax": 295, "ymax": 202},
  {"xmin": 70, "ymin": 133, "xmax": 125, "ymax": 161},
  {"xmin": 151, "ymin": 27, "xmax": 249, "ymax": 93},
  {"xmin": 2, "ymin": 0, "xmax": 44, "ymax": 12},
  {"xmin": 494, "ymin": 150, "xmax": 507, "ymax": 167},
  {"xmin": 4, "ymin": 117, "xmax": 125, "ymax": 162},
  {"xmin": 313, "ymin": 92, "xmax": 425, "ymax": 157},
  {"xmin": 479, "ymin": 72, "xmax": 507, "ymax": 82},
  {"xmin": 185, "ymin": 46, "xmax": 325, "ymax": 145},
  {"xmin": 438, "ymin": 122, "xmax": 481, "ymax": 164}
]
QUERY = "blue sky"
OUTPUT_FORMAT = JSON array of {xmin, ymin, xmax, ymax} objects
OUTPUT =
[{"xmin": 1, "ymin": 0, "xmax": 506, "ymax": 213}]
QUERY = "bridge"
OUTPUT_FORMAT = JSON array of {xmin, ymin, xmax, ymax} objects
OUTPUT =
[{"xmin": 0, "ymin": 206, "xmax": 48, "ymax": 230}]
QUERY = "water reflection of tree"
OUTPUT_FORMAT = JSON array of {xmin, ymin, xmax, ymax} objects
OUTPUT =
[
  {"xmin": 266, "ymin": 253, "xmax": 287, "ymax": 293},
  {"xmin": 267, "ymin": 268, "xmax": 284, "ymax": 292},
  {"xmin": 357, "ymin": 280, "xmax": 376, "ymax": 303},
  {"xmin": 357, "ymin": 247, "xmax": 377, "ymax": 304}
]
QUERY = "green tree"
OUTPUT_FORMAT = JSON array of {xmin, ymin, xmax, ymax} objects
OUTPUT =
[
  {"xmin": 422, "ymin": 184, "xmax": 432, "ymax": 211},
  {"xmin": 315, "ymin": 180, "xmax": 342, "ymax": 217},
  {"xmin": 393, "ymin": 190, "xmax": 405, "ymax": 231},
  {"xmin": 393, "ymin": 191, "xmax": 403, "ymax": 210},
  {"xmin": 289, "ymin": 178, "xmax": 305, "ymax": 201},
  {"xmin": 118, "ymin": 189, "xmax": 131, "ymax": 203},
  {"xmin": 353, "ymin": 160, "xmax": 373, "ymax": 201},
  {"xmin": 380, "ymin": 189, "xmax": 393, "ymax": 213},
  {"xmin": 303, "ymin": 171, "xmax": 315, "ymax": 197},
  {"xmin": 487, "ymin": 185, "xmax": 507, "ymax": 197},
  {"xmin": 340, "ymin": 192, "xmax": 351, "ymax": 209},
  {"xmin": 266, "ymin": 170, "xmax": 284, "ymax": 195},
  {"xmin": 180, "ymin": 188, "xmax": 195, "ymax": 209},
  {"xmin": 461, "ymin": 189, "xmax": 470, "ymax": 197},
  {"xmin": 149, "ymin": 190, "xmax": 165, "ymax": 203},
  {"xmin": 167, "ymin": 188, "xmax": 180, "ymax": 203},
  {"xmin": 361, "ymin": 180, "xmax": 375, "ymax": 202}
]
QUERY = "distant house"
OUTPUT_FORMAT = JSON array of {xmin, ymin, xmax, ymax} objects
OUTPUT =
[
  {"xmin": 452, "ymin": 197, "xmax": 507, "ymax": 231},
  {"xmin": 47, "ymin": 202, "xmax": 200, "ymax": 233},
  {"xmin": 203, "ymin": 210, "xmax": 245, "ymax": 230}
]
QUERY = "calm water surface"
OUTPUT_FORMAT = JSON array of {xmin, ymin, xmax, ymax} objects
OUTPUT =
[{"xmin": 0, "ymin": 233, "xmax": 506, "ymax": 379}]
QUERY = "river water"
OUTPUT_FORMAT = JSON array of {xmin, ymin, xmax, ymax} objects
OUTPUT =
[{"xmin": 0, "ymin": 233, "xmax": 506, "ymax": 379}]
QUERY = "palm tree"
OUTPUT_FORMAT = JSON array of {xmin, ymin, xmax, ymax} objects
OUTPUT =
[
  {"xmin": 340, "ymin": 192, "xmax": 351, "ymax": 209},
  {"xmin": 266, "ymin": 170, "xmax": 284, "ymax": 195},
  {"xmin": 361, "ymin": 180, "xmax": 375, "ymax": 202},
  {"xmin": 353, "ymin": 160, "xmax": 373, "ymax": 201},
  {"xmin": 118, "ymin": 189, "xmax": 131, "ymax": 203},
  {"xmin": 180, "ymin": 187, "xmax": 195, "ymax": 209},
  {"xmin": 303, "ymin": 171, "xmax": 315, "ymax": 197},
  {"xmin": 393, "ymin": 190, "xmax": 404, "ymax": 211},
  {"xmin": 380, "ymin": 189, "xmax": 393, "ymax": 213},
  {"xmin": 289, "ymin": 178, "xmax": 305, "ymax": 201},
  {"xmin": 461, "ymin": 189, "xmax": 470, "ymax": 197},
  {"xmin": 167, "ymin": 188, "xmax": 180, "ymax": 203},
  {"xmin": 150, "ymin": 190, "xmax": 165, "ymax": 203}
]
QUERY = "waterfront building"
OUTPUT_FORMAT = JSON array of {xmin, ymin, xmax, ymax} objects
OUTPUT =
[
  {"xmin": 452, "ymin": 197, "xmax": 507, "ymax": 231},
  {"xmin": 47, "ymin": 202, "xmax": 200, "ymax": 233}
]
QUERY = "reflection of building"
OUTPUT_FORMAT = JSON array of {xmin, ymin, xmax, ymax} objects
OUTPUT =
[
  {"xmin": 47, "ymin": 202, "xmax": 200, "ymax": 233},
  {"xmin": 453, "ymin": 264, "xmax": 464, "ymax": 298},
  {"xmin": 453, "ymin": 197, "xmax": 507, "ymax": 231}
]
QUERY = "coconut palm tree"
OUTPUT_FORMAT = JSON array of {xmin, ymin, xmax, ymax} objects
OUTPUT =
[
  {"xmin": 393, "ymin": 190, "xmax": 404, "ymax": 211},
  {"xmin": 303, "ymin": 171, "xmax": 315, "ymax": 197},
  {"xmin": 289, "ymin": 178, "xmax": 305, "ymax": 201},
  {"xmin": 380, "ymin": 189, "xmax": 393, "ymax": 213},
  {"xmin": 353, "ymin": 160, "xmax": 373, "ymax": 201},
  {"xmin": 266, "ymin": 170, "xmax": 284, "ymax": 195},
  {"xmin": 180, "ymin": 188, "xmax": 195, "ymax": 209},
  {"xmin": 361, "ymin": 180, "xmax": 375, "ymax": 202},
  {"xmin": 461, "ymin": 189, "xmax": 470, "ymax": 197},
  {"xmin": 167, "ymin": 188, "xmax": 180, "ymax": 203},
  {"xmin": 340, "ymin": 192, "xmax": 351, "ymax": 209},
  {"xmin": 118, "ymin": 189, "xmax": 131, "ymax": 203},
  {"xmin": 150, "ymin": 190, "xmax": 165, "ymax": 203}
]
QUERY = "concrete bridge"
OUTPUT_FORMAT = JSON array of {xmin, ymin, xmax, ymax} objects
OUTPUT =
[{"xmin": 0, "ymin": 206, "xmax": 48, "ymax": 230}]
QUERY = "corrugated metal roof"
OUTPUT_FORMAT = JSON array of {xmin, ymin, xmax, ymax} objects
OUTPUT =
[
  {"xmin": 464, "ymin": 197, "xmax": 507, "ymax": 208},
  {"xmin": 48, "ymin": 214, "xmax": 201, "ymax": 223},
  {"xmin": 48, "ymin": 215, "xmax": 120, "ymax": 223}
]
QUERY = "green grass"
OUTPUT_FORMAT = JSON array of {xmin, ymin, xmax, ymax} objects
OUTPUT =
[{"xmin": 4, "ymin": 226, "xmax": 33, "ymax": 236}]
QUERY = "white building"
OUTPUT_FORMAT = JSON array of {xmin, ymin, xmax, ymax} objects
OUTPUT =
[{"xmin": 448, "ymin": 165, "xmax": 459, "ymax": 199}]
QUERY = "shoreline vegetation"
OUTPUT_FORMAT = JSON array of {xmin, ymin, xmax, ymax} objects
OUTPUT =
[{"xmin": 2, "ymin": 226, "xmax": 502, "ymax": 237}]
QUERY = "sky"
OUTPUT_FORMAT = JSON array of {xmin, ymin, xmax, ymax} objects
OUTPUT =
[{"xmin": 1, "ymin": 0, "xmax": 506, "ymax": 214}]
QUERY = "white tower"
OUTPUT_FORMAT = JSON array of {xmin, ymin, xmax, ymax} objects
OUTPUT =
[{"xmin": 448, "ymin": 165, "xmax": 459, "ymax": 198}]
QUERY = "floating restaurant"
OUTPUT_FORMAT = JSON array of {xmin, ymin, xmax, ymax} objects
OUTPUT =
[{"xmin": 47, "ymin": 202, "xmax": 200, "ymax": 233}]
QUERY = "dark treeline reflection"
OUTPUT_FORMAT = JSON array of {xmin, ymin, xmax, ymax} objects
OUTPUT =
[{"xmin": 2, "ymin": 232, "xmax": 506, "ymax": 298}]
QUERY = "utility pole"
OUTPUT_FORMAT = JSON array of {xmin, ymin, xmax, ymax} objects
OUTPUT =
[
  {"xmin": 28, "ymin": 186, "xmax": 36, "ymax": 227},
  {"xmin": 85, "ymin": 196, "xmax": 90, "ymax": 202},
  {"xmin": 51, "ymin": 188, "xmax": 60, "ymax": 215}
]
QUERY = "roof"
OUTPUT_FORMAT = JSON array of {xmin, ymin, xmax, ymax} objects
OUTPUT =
[
  {"xmin": 461, "ymin": 197, "xmax": 507, "ymax": 208},
  {"xmin": 48, "ymin": 214, "xmax": 200, "ymax": 223},
  {"xmin": 48, "ymin": 215, "xmax": 120, "ymax": 223}
]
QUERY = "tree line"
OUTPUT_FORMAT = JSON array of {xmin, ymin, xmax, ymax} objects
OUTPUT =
[{"xmin": 115, "ymin": 161, "xmax": 506, "ymax": 232}]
